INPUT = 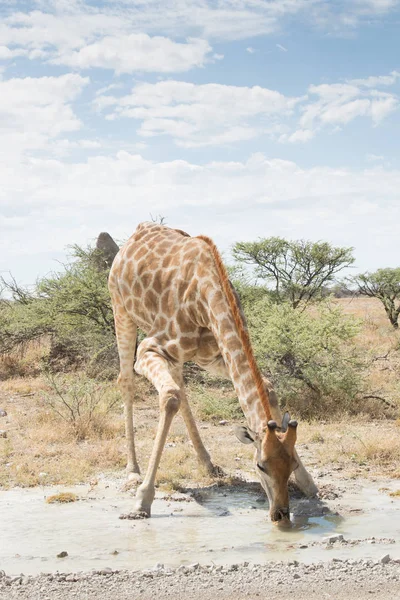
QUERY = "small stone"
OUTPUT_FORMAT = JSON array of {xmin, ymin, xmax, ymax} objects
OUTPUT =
[
  {"xmin": 176, "ymin": 565, "xmax": 187, "ymax": 573},
  {"xmin": 153, "ymin": 563, "xmax": 164, "ymax": 571},
  {"xmin": 324, "ymin": 534, "xmax": 344, "ymax": 544},
  {"xmin": 300, "ymin": 545, "xmax": 308, "ymax": 549},
  {"xmin": 0, "ymin": 431, "xmax": 7, "ymax": 438},
  {"xmin": 65, "ymin": 575, "xmax": 76, "ymax": 582},
  {"xmin": 380, "ymin": 554, "xmax": 390, "ymax": 565},
  {"xmin": 57, "ymin": 551, "xmax": 68, "ymax": 558},
  {"xmin": 219, "ymin": 420, "xmax": 228, "ymax": 426},
  {"xmin": 293, "ymin": 574, "xmax": 301, "ymax": 579},
  {"xmin": 100, "ymin": 567, "xmax": 113, "ymax": 575},
  {"xmin": 0, "ymin": 410, "xmax": 7, "ymax": 417}
]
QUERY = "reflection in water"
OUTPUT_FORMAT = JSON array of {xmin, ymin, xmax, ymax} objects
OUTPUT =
[
  {"xmin": 290, "ymin": 513, "xmax": 344, "ymax": 532},
  {"xmin": 1, "ymin": 483, "xmax": 399, "ymax": 576}
]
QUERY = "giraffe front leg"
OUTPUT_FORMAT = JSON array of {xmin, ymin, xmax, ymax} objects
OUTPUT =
[{"xmin": 120, "ymin": 343, "xmax": 182, "ymax": 519}]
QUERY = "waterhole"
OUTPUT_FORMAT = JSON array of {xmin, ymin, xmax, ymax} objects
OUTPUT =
[{"xmin": 1, "ymin": 480, "xmax": 399, "ymax": 575}]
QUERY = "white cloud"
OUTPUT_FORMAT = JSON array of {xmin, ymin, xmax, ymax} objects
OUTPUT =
[
  {"xmin": 0, "ymin": 0, "xmax": 398, "ymax": 77},
  {"xmin": 282, "ymin": 129, "xmax": 315, "ymax": 143},
  {"xmin": 350, "ymin": 70, "xmax": 400, "ymax": 88},
  {"xmin": 246, "ymin": 47, "xmax": 256, "ymax": 54},
  {"xmin": 366, "ymin": 153, "xmax": 384, "ymax": 162},
  {"xmin": 95, "ymin": 71, "xmax": 399, "ymax": 147},
  {"xmin": 276, "ymin": 43, "xmax": 288, "ymax": 52},
  {"xmin": 0, "ymin": 45, "xmax": 24, "ymax": 60},
  {"xmin": 96, "ymin": 80, "xmax": 302, "ymax": 147},
  {"xmin": 0, "ymin": 0, "xmax": 317, "ymax": 66},
  {"xmin": 53, "ymin": 35, "xmax": 212, "ymax": 74},
  {"xmin": 2, "ymin": 151, "xmax": 400, "ymax": 282},
  {"xmin": 351, "ymin": 0, "xmax": 399, "ymax": 14},
  {"xmin": 0, "ymin": 74, "xmax": 89, "ymax": 159},
  {"xmin": 300, "ymin": 78, "xmax": 399, "ymax": 131}
]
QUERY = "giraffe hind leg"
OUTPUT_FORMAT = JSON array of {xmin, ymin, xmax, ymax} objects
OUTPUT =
[
  {"xmin": 177, "ymin": 375, "xmax": 216, "ymax": 475},
  {"xmin": 113, "ymin": 305, "xmax": 140, "ymax": 478}
]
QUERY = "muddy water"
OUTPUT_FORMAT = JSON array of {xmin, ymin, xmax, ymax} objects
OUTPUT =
[{"xmin": 1, "ymin": 481, "xmax": 400, "ymax": 575}]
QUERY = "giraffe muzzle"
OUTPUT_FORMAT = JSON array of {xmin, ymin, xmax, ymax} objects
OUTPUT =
[{"xmin": 270, "ymin": 506, "xmax": 291, "ymax": 524}]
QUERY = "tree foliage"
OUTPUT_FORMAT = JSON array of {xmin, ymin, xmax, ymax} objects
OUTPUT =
[
  {"xmin": 232, "ymin": 237, "xmax": 354, "ymax": 308},
  {"xmin": 0, "ymin": 246, "xmax": 116, "ymax": 376},
  {"xmin": 350, "ymin": 268, "xmax": 400, "ymax": 329}
]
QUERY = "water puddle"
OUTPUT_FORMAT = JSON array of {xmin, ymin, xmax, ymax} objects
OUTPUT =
[{"xmin": 1, "ymin": 480, "xmax": 400, "ymax": 575}]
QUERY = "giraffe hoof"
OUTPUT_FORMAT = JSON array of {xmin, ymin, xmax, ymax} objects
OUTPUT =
[
  {"xmin": 211, "ymin": 465, "xmax": 225, "ymax": 478},
  {"xmin": 119, "ymin": 511, "xmax": 150, "ymax": 520},
  {"xmin": 127, "ymin": 472, "xmax": 143, "ymax": 482}
]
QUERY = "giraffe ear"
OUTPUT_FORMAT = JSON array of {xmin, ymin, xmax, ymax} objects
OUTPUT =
[{"xmin": 234, "ymin": 425, "xmax": 258, "ymax": 445}]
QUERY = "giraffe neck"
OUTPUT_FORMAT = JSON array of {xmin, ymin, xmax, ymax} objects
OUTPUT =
[{"xmin": 206, "ymin": 287, "xmax": 270, "ymax": 433}]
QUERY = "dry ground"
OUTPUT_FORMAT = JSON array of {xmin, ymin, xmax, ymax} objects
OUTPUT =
[
  {"xmin": 0, "ymin": 297, "xmax": 399, "ymax": 491},
  {"xmin": 1, "ymin": 376, "xmax": 400, "ymax": 491}
]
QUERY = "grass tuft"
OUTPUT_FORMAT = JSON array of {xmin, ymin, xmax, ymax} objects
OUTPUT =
[{"xmin": 46, "ymin": 492, "xmax": 78, "ymax": 504}]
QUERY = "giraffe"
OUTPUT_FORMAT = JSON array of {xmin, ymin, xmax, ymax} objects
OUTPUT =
[{"xmin": 108, "ymin": 222, "xmax": 317, "ymax": 523}]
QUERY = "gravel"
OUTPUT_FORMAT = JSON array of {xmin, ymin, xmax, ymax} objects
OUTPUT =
[{"xmin": 1, "ymin": 558, "xmax": 399, "ymax": 600}]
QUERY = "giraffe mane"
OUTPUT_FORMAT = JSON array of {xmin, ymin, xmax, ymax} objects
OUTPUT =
[{"xmin": 197, "ymin": 235, "xmax": 272, "ymax": 422}]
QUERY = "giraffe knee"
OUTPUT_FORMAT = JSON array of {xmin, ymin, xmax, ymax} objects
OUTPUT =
[
  {"xmin": 161, "ymin": 389, "xmax": 181, "ymax": 415},
  {"xmin": 118, "ymin": 373, "xmax": 134, "ymax": 394}
]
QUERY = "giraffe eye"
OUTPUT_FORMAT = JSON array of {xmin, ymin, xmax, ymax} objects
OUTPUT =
[{"xmin": 257, "ymin": 462, "xmax": 267, "ymax": 474}]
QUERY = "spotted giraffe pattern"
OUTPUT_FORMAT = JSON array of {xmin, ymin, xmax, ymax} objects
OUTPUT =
[{"xmin": 108, "ymin": 222, "xmax": 317, "ymax": 519}]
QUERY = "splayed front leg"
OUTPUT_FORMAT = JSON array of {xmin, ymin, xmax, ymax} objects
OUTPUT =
[
  {"xmin": 119, "ymin": 484, "xmax": 155, "ymax": 520},
  {"xmin": 292, "ymin": 450, "xmax": 318, "ymax": 496},
  {"xmin": 120, "ymin": 340, "xmax": 183, "ymax": 519}
]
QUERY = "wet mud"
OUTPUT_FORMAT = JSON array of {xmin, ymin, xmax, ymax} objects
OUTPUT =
[{"xmin": 1, "ymin": 476, "xmax": 400, "ymax": 576}]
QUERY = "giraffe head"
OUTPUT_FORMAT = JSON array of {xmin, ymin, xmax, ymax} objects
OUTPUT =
[{"xmin": 235, "ymin": 413, "xmax": 298, "ymax": 524}]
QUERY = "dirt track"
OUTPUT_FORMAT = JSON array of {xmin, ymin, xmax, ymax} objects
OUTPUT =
[{"xmin": 1, "ymin": 559, "xmax": 400, "ymax": 600}]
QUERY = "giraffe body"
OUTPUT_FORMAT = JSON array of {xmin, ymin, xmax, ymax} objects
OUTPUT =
[{"xmin": 108, "ymin": 222, "xmax": 317, "ymax": 521}]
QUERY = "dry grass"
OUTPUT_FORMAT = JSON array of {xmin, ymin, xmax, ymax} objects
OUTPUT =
[
  {"xmin": 0, "ymin": 375, "xmax": 126, "ymax": 488},
  {"xmin": 1, "ymin": 374, "xmax": 400, "ymax": 488},
  {"xmin": 335, "ymin": 298, "xmax": 400, "ymax": 415},
  {"xmin": 0, "ymin": 338, "xmax": 50, "ymax": 380},
  {"xmin": 0, "ymin": 298, "xmax": 399, "ymax": 489},
  {"xmin": 46, "ymin": 492, "xmax": 78, "ymax": 504},
  {"xmin": 298, "ymin": 420, "xmax": 400, "ymax": 477}
]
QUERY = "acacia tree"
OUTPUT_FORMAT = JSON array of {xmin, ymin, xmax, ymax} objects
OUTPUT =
[
  {"xmin": 232, "ymin": 237, "xmax": 354, "ymax": 309},
  {"xmin": 350, "ymin": 268, "xmax": 400, "ymax": 329}
]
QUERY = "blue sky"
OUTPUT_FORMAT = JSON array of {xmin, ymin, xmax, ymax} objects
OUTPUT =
[{"xmin": 1, "ymin": 0, "xmax": 400, "ymax": 286}]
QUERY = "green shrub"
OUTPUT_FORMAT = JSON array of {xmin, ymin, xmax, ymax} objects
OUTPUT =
[
  {"xmin": 246, "ymin": 298, "xmax": 364, "ymax": 418},
  {"xmin": 0, "ymin": 245, "xmax": 117, "ymax": 378},
  {"xmin": 190, "ymin": 383, "xmax": 243, "ymax": 422}
]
